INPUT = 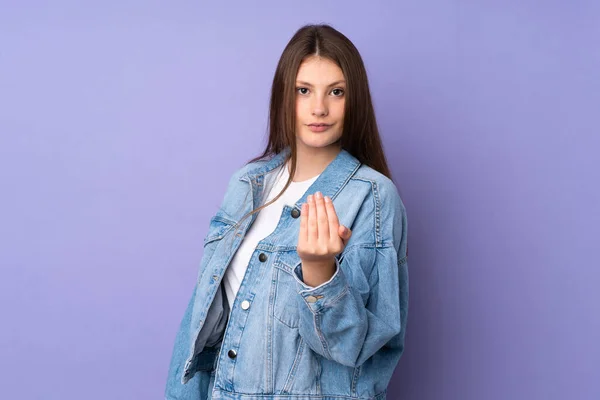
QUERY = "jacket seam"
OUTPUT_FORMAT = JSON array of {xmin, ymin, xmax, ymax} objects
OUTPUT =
[
  {"xmin": 323, "ymin": 286, "xmax": 349, "ymax": 311},
  {"xmin": 281, "ymin": 336, "xmax": 305, "ymax": 393},
  {"xmin": 210, "ymin": 388, "xmax": 388, "ymax": 399},
  {"xmin": 313, "ymin": 312, "xmax": 332, "ymax": 359}
]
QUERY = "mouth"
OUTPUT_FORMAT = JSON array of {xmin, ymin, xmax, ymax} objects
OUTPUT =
[{"xmin": 307, "ymin": 123, "xmax": 333, "ymax": 133}]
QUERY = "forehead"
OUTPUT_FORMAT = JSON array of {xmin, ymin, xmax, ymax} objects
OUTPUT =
[{"xmin": 296, "ymin": 56, "xmax": 345, "ymax": 84}]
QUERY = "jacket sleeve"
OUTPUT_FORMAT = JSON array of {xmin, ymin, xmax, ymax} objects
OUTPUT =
[
  {"xmin": 291, "ymin": 182, "xmax": 409, "ymax": 368},
  {"xmin": 292, "ymin": 245, "xmax": 408, "ymax": 368},
  {"xmin": 164, "ymin": 285, "xmax": 213, "ymax": 400},
  {"xmin": 165, "ymin": 166, "xmax": 250, "ymax": 398}
]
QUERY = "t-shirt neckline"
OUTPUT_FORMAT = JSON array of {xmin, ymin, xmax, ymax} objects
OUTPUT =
[{"xmin": 284, "ymin": 162, "xmax": 320, "ymax": 184}]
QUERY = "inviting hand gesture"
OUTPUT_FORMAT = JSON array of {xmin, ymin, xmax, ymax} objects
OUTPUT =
[{"xmin": 297, "ymin": 191, "xmax": 352, "ymax": 286}]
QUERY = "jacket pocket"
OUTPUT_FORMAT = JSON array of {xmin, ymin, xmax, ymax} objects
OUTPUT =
[
  {"xmin": 273, "ymin": 260, "xmax": 301, "ymax": 329},
  {"xmin": 203, "ymin": 213, "xmax": 236, "ymax": 247},
  {"xmin": 197, "ymin": 212, "xmax": 237, "ymax": 284}
]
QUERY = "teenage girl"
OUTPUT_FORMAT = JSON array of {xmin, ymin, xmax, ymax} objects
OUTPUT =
[{"xmin": 165, "ymin": 23, "xmax": 409, "ymax": 400}]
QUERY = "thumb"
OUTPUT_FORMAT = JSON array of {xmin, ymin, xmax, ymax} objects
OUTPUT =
[{"xmin": 339, "ymin": 225, "xmax": 352, "ymax": 241}]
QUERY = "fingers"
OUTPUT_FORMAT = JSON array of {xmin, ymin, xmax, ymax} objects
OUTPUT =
[
  {"xmin": 299, "ymin": 193, "xmax": 351, "ymax": 257},
  {"xmin": 307, "ymin": 194, "xmax": 318, "ymax": 242},
  {"xmin": 339, "ymin": 225, "xmax": 352, "ymax": 241},
  {"xmin": 324, "ymin": 195, "xmax": 340, "ymax": 241},
  {"xmin": 300, "ymin": 202, "xmax": 309, "ymax": 243},
  {"xmin": 344, "ymin": 226, "xmax": 352, "ymax": 239},
  {"xmin": 314, "ymin": 192, "xmax": 330, "ymax": 241},
  {"xmin": 303, "ymin": 192, "xmax": 348, "ymax": 245}
]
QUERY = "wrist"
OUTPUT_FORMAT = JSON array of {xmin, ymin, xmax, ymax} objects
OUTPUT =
[{"xmin": 300, "ymin": 258, "xmax": 336, "ymax": 287}]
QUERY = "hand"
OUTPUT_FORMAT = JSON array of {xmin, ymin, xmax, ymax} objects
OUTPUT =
[{"xmin": 297, "ymin": 191, "xmax": 352, "ymax": 266}]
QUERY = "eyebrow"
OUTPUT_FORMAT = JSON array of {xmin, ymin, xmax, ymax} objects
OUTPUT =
[{"xmin": 296, "ymin": 80, "xmax": 346, "ymax": 87}]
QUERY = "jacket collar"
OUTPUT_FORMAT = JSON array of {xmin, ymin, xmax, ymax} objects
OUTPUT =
[{"xmin": 241, "ymin": 146, "xmax": 361, "ymax": 207}]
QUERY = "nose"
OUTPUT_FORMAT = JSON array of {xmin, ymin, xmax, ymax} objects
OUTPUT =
[{"xmin": 312, "ymin": 95, "xmax": 328, "ymax": 117}]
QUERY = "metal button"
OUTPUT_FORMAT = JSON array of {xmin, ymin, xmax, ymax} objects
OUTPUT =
[
  {"xmin": 241, "ymin": 300, "xmax": 250, "ymax": 310},
  {"xmin": 306, "ymin": 295, "xmax": 318, "ymax": 303},
  {"xmin": 228, "ymin": 349, "xmax": 237, "ymax": 359},
  {"xmin": 291, "ymin": 208, "xmax": 301, "ymax": 218},
  {"xmin": 259, "ymin": 253, "xmax": 267, "ymax": 262}
]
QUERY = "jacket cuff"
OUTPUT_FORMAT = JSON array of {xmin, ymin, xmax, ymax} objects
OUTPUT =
[{"xmin": 292, "ymin": 258, "xmax": 349, "ymax": 313}]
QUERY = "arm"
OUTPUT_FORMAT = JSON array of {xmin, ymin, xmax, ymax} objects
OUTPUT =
[
  {"xmin": 293, "ymin": 182, "xmax": 409, "ymax": 368},
  {"xmin": 292, "ymin": 244, "xmax": 408, "ymax": 368}
]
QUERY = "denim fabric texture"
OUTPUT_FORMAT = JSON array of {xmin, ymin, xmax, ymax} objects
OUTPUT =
[{"xmin": 165, "ymin": 147, "xmax": 409, "ymax": 400}]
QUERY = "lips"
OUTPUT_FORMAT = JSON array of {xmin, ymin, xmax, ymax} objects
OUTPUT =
[{"xmin": 307, "ymin": 123, "xmax": 332, "ymax": 133}]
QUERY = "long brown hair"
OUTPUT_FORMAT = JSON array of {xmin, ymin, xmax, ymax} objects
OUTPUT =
[{"xmin": 234, "ymin": 23, "xmax": 392, "ymax": 231}]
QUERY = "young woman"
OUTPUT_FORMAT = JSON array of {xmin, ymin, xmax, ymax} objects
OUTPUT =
[{"xmin": 165, "ymin": 24, "xmax": 409, "ymax": 400}]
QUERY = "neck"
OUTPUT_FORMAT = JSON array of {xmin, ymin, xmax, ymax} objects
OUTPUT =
[{"xmin": 289, "ymin": 142, "xmax": 342, "ymax": 182}]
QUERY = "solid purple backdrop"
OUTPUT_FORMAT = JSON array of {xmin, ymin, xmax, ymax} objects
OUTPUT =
[{"xmin": 1, "ymin": 1, "xmax": 598, "ymax": 399}]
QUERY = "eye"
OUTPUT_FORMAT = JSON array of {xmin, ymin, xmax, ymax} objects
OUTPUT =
[
  {"xmin": 296, "ymin": 87, "xmax": 309, "ymax": 95},
  {"xmin": 331, "ymin": 88, "xmax": 345, "ymax": 96}
]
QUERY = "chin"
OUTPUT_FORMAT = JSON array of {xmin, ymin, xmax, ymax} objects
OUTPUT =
[
  {"xmin": 298, "ymin": 137, "xmax": 340, "ymax": 150},
  {"xmin": 297, "ymin": 131, "xmax": 342, "ymax": 150}
]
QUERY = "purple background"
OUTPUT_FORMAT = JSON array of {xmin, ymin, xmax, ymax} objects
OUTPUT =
[{"xmin": 1, "ymin": 1, "xmax": 599, "ymax": 399}]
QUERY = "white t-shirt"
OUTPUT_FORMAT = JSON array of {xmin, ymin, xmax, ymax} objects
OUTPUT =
[{"xmin": 223, "ymin": 162, "xmax": 319, "ymax": 310}]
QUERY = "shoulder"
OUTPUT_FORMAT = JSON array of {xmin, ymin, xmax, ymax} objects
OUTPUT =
[
  {"xmin": 226, "ymin": 157, "xmax": 271, "ymax": 185},
  {"xmin": 341, "ymin": 164, "xmax": 407, "ymax": 252},
  {"xmin": 351, "ymin": 164, "xmax": 406, "ymax": 218},
  {"xmin": 217, "ymin": 156, "xmax": 273, "ymax": 217}
]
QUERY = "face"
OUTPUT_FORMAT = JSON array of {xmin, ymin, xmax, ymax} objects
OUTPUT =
[{"xmin": 295, "ymin": 56, "xmax": 346, "ymax": 153}]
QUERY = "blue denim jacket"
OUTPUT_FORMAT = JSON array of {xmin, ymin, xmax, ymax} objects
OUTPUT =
[{"xmin": 165, "ymin": 147, "xmax": 409, "ymax": 400}]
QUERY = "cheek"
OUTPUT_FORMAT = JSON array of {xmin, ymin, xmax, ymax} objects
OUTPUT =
[
  {"xmin": 336, "ymin": 102, "xmax": 345, "ymax": 132},
  {"xmin": 334, "ymin": 100, "xmax": 345, "ymax": 120},
  {"xmin": 296, "ymin": 99, "xmax": 310, "ymax": 115},
  {"xmin": 294, "ymin": 102, "xmax": 302, "ymax": 128}
]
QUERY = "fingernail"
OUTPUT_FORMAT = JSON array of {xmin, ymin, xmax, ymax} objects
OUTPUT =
[
  {"xmin": 307, "ymin": 195, "xmax": 313, "ymax": 201},
  {"xmin": 316, "ymin": 192, "xmax": 322, "ymax": 199},
  {"xmin": 324, "ymin": 196, "xmax": 331, "ymax": 203}
]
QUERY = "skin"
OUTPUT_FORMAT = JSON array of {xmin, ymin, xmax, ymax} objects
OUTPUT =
[
  {"xmin": 292, "ymin": 55, "xmax": 345, "ymax": 182},
  {"xmin": 292, "ymin": 55, "xmax": 353, "ymax": 287}
]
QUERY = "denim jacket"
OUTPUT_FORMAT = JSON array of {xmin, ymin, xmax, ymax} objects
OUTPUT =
[{"xmin": 165, "ymin": 147, "xmax": 409, "ymax": 400}]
